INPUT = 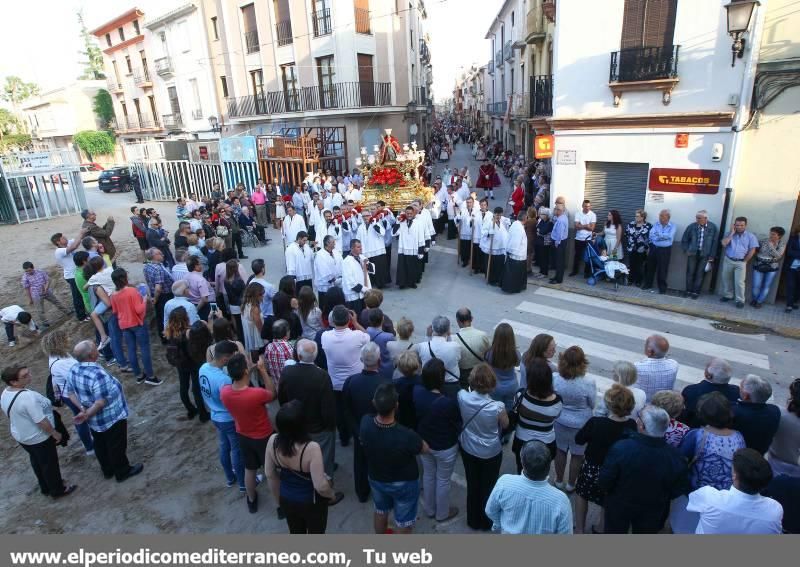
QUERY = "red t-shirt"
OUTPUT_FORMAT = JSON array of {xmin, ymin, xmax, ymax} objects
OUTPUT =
[
  {"xmin": 220, "ymin": 385, "xmax": 274, "ymax": 439},
  {"xmin": 110, "ymin": 286, "xmax": 146, "ymax": 329}
]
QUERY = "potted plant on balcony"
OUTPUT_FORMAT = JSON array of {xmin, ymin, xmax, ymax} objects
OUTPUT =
[{"xmin": 543, "ymin": 0, "xmax": 556, "ymax": 23}]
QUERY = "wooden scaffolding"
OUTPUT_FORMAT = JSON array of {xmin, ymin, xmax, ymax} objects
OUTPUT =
[{"xmin": 256, "ymin": 127, "xmax": 348, "ymax": 188}]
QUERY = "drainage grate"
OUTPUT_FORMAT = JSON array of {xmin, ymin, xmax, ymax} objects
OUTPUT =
[{"xmin": 711, "ymin": 322, "xmax": 765, "ymax": 335}]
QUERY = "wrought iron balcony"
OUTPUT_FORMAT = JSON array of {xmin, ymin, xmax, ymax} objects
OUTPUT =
[
  {"xmin": 162, "ymin": 113, "xmax": 183, "ymax": 129},
  {"xmin": 610, "ymin": 45, "xmax": 680, "ymax": 83},
  {"xmin": 132, "ymin": 67, "xmax": 151, "ymax": 87},
  {"xmin": 495, "ymin": 50, "xmax": 503, "ymax": 66},
  {"xmin": 355, "ymin": 8, "xmax": 371, "ymax": 34},
  {"xmin": 276, "ymin": 20, "xmax": 292, "ymax": 46},
  {"xmin": 504, "ymin": 40, "xmax": 513, "ymax": 61},
  {"xmin": 529, "ymin": 74, "xmax": 553, "ymax": 117},
  {"xmin": 191, "ymin": 109, "xmax": 203, "ymax": 120},
  {"xmin": 226, "ymin": 81, "xmax": 392, "ymax": 118},
  {"xmin": 488, "ymin": 60, "xmax": 494, "ymax": 75},
  {"xmin": 312, "ymin": 8, "xmax": 332, "ymax": 37},
  {"xmin": 154, "ymin": 56, "xmax": 174, "ymax": 77},
  {"xmin": 486, "ymin": 101, "xmax": 508, "ymax": 115},
  {"xmin": 244, "ymin": 29, "xmax": 260, "ymax": 53},
  {"xmin": 106, "ymin": 78, "xmax": 123, "ymax": 92},
  {"xmin": 412, "ymin": 86, "xmax": 427, "ymax": 105},
  {"xmin": 137, "ymin": 114, "xmax": 160, "ymax": 129}
]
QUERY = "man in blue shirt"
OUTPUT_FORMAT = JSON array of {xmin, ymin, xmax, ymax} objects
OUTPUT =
[
  {"xmin": 643, "ymin": 209, "xmax": 676, "ymax": 294},
  {"xmin": 199, "ymin": 341, "xmax": 245, "ymax": 491},
  {"xmin": 720, "ymin": 216, "xmax": 759, "ymax": 308},
  {"xmin": 549, "ymin": 203, "xmax": 569, "ymax": 284}
]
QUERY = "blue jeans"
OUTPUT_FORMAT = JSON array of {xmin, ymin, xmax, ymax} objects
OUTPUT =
[
  {"xmin": 751, "ymin": 270, "xmax": 778, "ymax": 304},
  {"xmin": 122, "ymin": 324, "xmax": 153, "ymax": 377},
  {"xmin": 61, "ymin": 397, "xmax": 94, "ymax": 452},
  {"xmin": 107, "ymin": 314, "xmax": 128, "ymax": 368},
  {"xmin": 213, "ymin": 420, "xmax": 245, "ymax": 489}
]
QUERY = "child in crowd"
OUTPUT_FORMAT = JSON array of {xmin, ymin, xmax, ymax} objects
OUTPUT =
[{"xmin": 83, "ymin": 256, "xmax": 115, "ymax": 349}]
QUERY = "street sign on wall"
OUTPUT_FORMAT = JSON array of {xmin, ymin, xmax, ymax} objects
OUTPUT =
[
  {"xmin": 556, "ymin": 149, "xmax": 576, "ymax": 165},
  {"xmin": 534, "ymin": 135, "xmax": 554, "ymax": 159},
  {"xmin": 648, "ymin": 168, "xmax": 721, "ymax": 194}
]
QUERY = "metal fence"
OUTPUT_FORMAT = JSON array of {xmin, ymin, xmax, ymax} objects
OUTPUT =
[
  {"xmin": 125, "ymin": 141, "xmax": 223, "ymax": 201},
  {"xmin": 0, "ymin": 150, "xmax": 87, "ymax": 224}
]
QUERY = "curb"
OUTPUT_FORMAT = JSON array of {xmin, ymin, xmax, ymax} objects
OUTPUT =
[{"xmin": 526, "ymin": 277, "xmax": 800, "ymax": 340}]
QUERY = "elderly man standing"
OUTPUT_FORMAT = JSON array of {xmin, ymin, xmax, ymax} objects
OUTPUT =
[
  {"xmin": 634, "ymin": 335, "xmax": 679, "ymax": 401},
  {"xmin": 549, "ymin": 203, "xmax": 569, "ymax": 285},
  {"xmin": 143, "ymin": 248, "xmax": 175, "ymax": 343},
  {"xmin": 414, "ymin": 316, "xmax": 462, "ymax": 399},
  {"xmin": 733, "ymin": 375, "xmax": 781, "ymax": 455},
  {"xmin": 569, "ymin": 199, "xmax": 596, "ymax": 278},
  {"xmin": 720, "ymin": 216, "xmax": 760, "ymax": 308},
  {"xmin": 600, "ymin": 405, "xmax": 689, "ymax": 534},
  {"xmin": 681, "ymin": 210, "xmax": 719, "ymax": 299},
  {"xmin": 163, "ymin": 280, "xmax": 200, "ymax": 327},
  {"xmin": 485, "ymin": 440, "xmax": 573, "ymax": 534},
  {"xmin": 681, "ymin": 358, "xmax": 739, "ymax": 428},
  {"xmin": 643, "ymin": 209, "xmax": 676, "ymax": 294},
  {"xmin": 80, "ymin": 210, "xmax": 116, "ymax": 266},
  {"xmin": 454, "ymin": 308, "xmax": 491, "ymax": 389},
  {"xmin": 343, "ymin": 343, "xmax": 392, "ymax": 502},
  {"xmin": 66, "ymin": 340, "xmax": 143, "ymax": 483}
]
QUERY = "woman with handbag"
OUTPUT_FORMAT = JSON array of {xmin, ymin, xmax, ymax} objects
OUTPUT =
[
  {"xmin": 750, "ymin": 226, "xmax": 786, "ymax": 308},
  {"xmin": 457, "ymin": 363, "xmax": 509, "ymax": 531},
  {"xmin": 1, "ymin": 366, "xmax": 76, "ymax": 498}
]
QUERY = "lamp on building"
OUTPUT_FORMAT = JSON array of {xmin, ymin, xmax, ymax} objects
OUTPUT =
[
  {"xmin": 724, "ymin": 0, "xmax": 760, "ymax": 67},
  {"xmin": 208, "ymin": 115, "xmax": 222, "ymax": 133}
]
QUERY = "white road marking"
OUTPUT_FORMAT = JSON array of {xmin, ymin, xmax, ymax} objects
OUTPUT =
[
  {"xmin": 532, "ymin": 287, "xmax": 766, "ymax": 341},
  {"xmin": 515, "ymin": 301, "xmax": 770, "ymax": 370}
]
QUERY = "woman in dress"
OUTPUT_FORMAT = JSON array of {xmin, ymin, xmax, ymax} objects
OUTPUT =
[
  {"xmin": 240, "ymin": 283, "xmax": 266, "ymax": 363},
  {"xmin": 297, "ymin": 285, "xmax": 323, "ymax": 341},
  {"xmin": 671, "ymin": 392, "xmax": 747, "ymax": 533},
  {"xmin": 512, "ymin": 357, "xmax": 562, "ymax": 473},
  {"xmin": 651, "ymin": 390, "xmax": 690, "ymax": 448},
  {"xmin": 603, "ymin": 209, "xmax": 624, "ymax": 260},
  {"xmin": 553, "ymin": 346, "xmax": 596, "ymax": 492},
  {"xmin": 265, "ymin": 400, "xmax": 341, "ymax": 534},
  {"xmin": 624, "ymin": 209, "xmax": 652, "ymax": 286},
  {"xmin": 767, "ymin": 378, "xmax": 800, "ymax": 477},
  {"xmin": 574, "ymin": 384, "xmax": 637, "ymax": 534},
  {"xmin": 485, "ymin": 323, "xmax": 521, "ymax": 415},
  {"xmin": 750, "ymin": 226, "xmax": 786, "ymax": 308},
  {"xmin": 535, "ymin": 207, "xmax": 554, "ymax": 278},
  {"xmin": 224, "ymin": 259, "xmax": 246, "ymax": 341},
  {"xmin": 274, "ymin": 184, "xmax": 286, "ymax": 230}
]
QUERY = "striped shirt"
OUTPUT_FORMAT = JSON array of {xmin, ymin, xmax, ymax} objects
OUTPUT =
[
  {"xmin": 486, "ymin": 475, "xmax": 573, "ymax": 534},
  {"xmin": 514, "ymin": 392, "xmax": 563, "ymax": 444}
]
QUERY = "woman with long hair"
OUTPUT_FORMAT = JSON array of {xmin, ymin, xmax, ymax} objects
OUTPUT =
[
  {"xmin": 240, "ymin": 283, "xmax": 266, "ymax": 362},
  {"xmin": 603, "ymin": 209, "xmax": 624, "ymax": 260},
  {"xmin": 265, "ymin": 400, "xmax": 342, "ymax": 534},
  {"xmin": 165, "ymin": 308, "xmax": 208, "ymax": 421},
  {"xmin": 513, "ymin": 357, "xmax": 562, "ymax": 474},
  {"xmin": 187, "ymin": 320, "xmax": 214, "ymax": 369},
  {"xmin": 205, "ymin": 317, "xmax": 248, "ymax": 363},
  {"xmin": 320, "ymin": 286, "xmax": 347, "ymax": 329},
  {"xmin": 263, "ymin": 291, "xmax": 302, "ymax": 341},
  {"xmin": 297, "ymin": 285, "xmax": 323, "ymax": 340},
  {"xmin": 224, "ymin": 259, "xmax": 246, "ymax": 340},
  {"xmin": 485, "ymin": 323, "xmax": 521, "ymax": 414},
  {"xmin": 520, "ymin": 333, "xmax": 556, "ymax": 388}
]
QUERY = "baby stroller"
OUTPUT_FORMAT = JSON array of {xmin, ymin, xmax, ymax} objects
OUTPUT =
[{"xmin": 584, "ymin": 238, "xmax": 629, "ymax": 290}]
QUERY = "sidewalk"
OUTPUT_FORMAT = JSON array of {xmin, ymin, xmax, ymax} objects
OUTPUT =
[{"xmin": 527, "ymin": 272, "xmax": 800, "ymax": 338}]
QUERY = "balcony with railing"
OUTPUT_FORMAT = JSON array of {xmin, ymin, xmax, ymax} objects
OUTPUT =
[
  {"xmin": 412, "ymin": 86, "xmax": 428, "ymax": 105},
  {"xmin": 355, "ymin": 8, "xmax": 370, "ymax": 34},
  {"xmin": 529, "ymin": 74, "xmax": 553, "ymax": 117},
  {"xmin": 244, "ymin": 29, "xmax": 260, "ymax": 53},
  {"xmin": 133, "ymin": 67, "xmax": 152, "ymax": 87},
  {"xmin": 136, "ymin": 114, "xmax": 161, "ymax": 129},
  {"xmin": 503, "ymin": 40, "xmax": 513, "ymax": 61},
  {"xmin": 275, "ymin": 20, "xmax": 292, "ymax": 46},
  {"xmin": 510, "ymin": 92, "xmax": 528, "ymax": 118},
  {"xmin": 488, "ymin": 60, "xmax": 494, "ymax": 75},
  {"xmin": 608, "ymin": 45, "xmax": 680, "ymax": 105},
  {"xmin": 191, "ymin": 109, "xmax": 204, "ymax": 120},
  {"xmin": 495, "ymin": 50, "xmax": 502, "ymax": 66},
  {"xmin": 106, "ymin": 78, "xmax": 123, "ymax": 92},
  {"xmin": 227, "ymin": 81, "xmax": 392, "ymax": 118},
  {"xmin": 312, "ymin": 8, "xmax": 332, "ymax": 37},
  {"xmin": 525, "ymin": 0, "xmax": 546, "ymax": 43},
  {"xmin": 162, "ymin": 112, "xmax": 184, "ymax": 129},
  {"xmin": 486, "ymin": 101, "xmax": 508, "ymax": 116},
  {"xmin": 154, "ymin": 56, "xmax": 173, "ymax": 77}
]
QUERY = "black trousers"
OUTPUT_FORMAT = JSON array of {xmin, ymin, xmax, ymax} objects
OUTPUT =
[
  {"xmin": 346, "ymin": 299, "xmax": 364, "ymax": 314},
  {"xmin": 604, "ymin": 503, "xmax": 668, "ymax": 534},
  {"xmin": 645, "ymin": 246, "xmax": 672, "ymax": 292},
  {"xmin": 353, "ymin": 435, "xmax": 370, "ymax": 502},
  {"xmin": 178, "ymin": 365, "xmax": 209, "ymax": 419},
  {"xmin": 571, "ymin": 239, "xmax": 591, "ymax": 276},
  {"xmin": 553, "ymin": 243, "xmax": 567, "ymax": 282},
  {"xmin": 628, "ymin": 251, "xmax": 647, "ymax": 285},
  {"xmin": 66, "ymin": 278, "xmax": 87, "ymax": 320},
  {"xmin": 154, "ymin": 293, "xmax": 173, "ymax": 339},
  {"xmin": 281, "ymin": 497, "xmax": 329, "ymax": 534},
  {"xmin": 461, "ymin": 449, "xmax": 502, "ymax": 531},
  {"xmin": 458, "ymin": 239, "xmax": 472, "ymax": 267},
  {"xmin": 333, "ymin": 391, "xmax": 351, "ymax": 445},
  {"xmin": 685, "ymin": 254, "xmax": 709, "ymax": 294},
  {"xmin": 91, "ymin": 419, "xmax": 131, "ymax": 480},
  {"xmin": 787, "ymin": 268, "xmax": 800, "ymax": 307},
  {"xmin": 472, "ymin": 245, "xmax": 485, "ymax": 274},
  {"xmin": 538, "ymin": 245, "xmax": 551, "ymax": 275},
  {"xmin": 232, "ymin": 231, "xmax": 244, "ymax": 257},
  {"xmin": 385, "ymin": 245, "xmax": 392, "ymax": 283},
  {"xmin": 20, "ymin": 437, "xmax": 66, "ymax": 496}
]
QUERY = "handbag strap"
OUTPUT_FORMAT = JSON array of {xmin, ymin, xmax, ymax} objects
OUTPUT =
[
  {"xmin": 455, "ymin": 332, "xmax": 485, "ymax": 363},
  {"xmin": 428, "ymin": 341, "xmax": 460, "ymax": 380},
  {"xmin": 460, "ymin": 401, "xmax": 493, "ymax": 434},
  {"xmin": 5, "ymin": 390, "xmax": 25, "ymax": 425}
]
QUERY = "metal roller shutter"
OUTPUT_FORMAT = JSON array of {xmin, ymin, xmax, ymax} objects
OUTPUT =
[{"xmin": 583, "ymin": 161, "xmax": 649, "ymax": 228}]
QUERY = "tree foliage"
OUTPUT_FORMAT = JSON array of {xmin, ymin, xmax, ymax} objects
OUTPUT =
[
  {"xmin": 77, "ymin": 10, "xmax": 106, "ymax": 80},
  {"xmin": 74, "ymin": 130, "xmax": 115, "ymax": 159},
  {"xmin": 0, "ymin": 133, "xmax": 32, "ymax": 153},
  {"xmin": 0, "ymin": 108, "xmax": 22, "ymax": 136},
  {"xmin": 93, "ymin": 90, "xmax": 115, "ymax": 128},
  {"xmin": 1, "ymin": 76, "xmax": 39, "ymax": 109}
]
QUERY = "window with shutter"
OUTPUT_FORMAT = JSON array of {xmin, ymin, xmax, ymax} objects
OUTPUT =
[{"xmin": 619, "ymin": 0, "xmax": 677, "ymax": 49}]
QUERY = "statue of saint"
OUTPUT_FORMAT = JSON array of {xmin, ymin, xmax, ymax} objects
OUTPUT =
[{"xmin": 379, "ymin": 131, "xmax": 402, "ymax": 164}]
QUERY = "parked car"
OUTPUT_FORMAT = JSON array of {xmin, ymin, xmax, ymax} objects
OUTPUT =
[
  {"xmin": 79, "ymin": 163, "xmax": 104, "ymax": 183},
  {"xmin": 98, "ymin": 166, "xmax": 133, "ymax": 193}
]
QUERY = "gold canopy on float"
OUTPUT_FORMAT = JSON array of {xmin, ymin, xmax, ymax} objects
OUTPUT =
[{"xmin": 356, "ymin": 129, "xmax": 434, "ymax": 211}]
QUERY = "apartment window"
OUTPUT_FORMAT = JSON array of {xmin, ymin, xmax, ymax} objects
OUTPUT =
[
  {"xmin": 105, "ymin": 33, "xmax": 112, "ymax": 47},
  {"xmin": 167, "ymin": 86, "xmax": 181, "ymax": 117},
  {"xmin": 274, "ymin": 0, "xmax": 293, "ymax": 46},
  {"xmin": 220, "ymin": 76, "xmax": 229, "ymax": 98},
  {"xmin": 118, "ymin": 26, "xmax": 125, "ymax": 41},
  {"xmin": 133, "ymin": 98, "xmax": 142, "ymax": 123},
  {"xmin": 250, "ymin": 69, "xmax": 264, "ymax": 96},
  {"xmin": 211, "ymin": 16, "xmax": 219, "ymax": 40},
  {"xmin": 410, "ymin": 29, "xmax": 414, "ymax": 48},
  {"xmin": 357, "ymin": 53, "xmax": 374, "ymax": 105},
  {"xmin": 317, "ymin": 55, "xmax": 336, "ymax": 108},
  {"xmin": 620, "ymin": 0, "xmax": 677, "ymax": 49},
  {"xmin": 125, "ymin": 56, "xmax": 132, "ymax": 74},
  {"xmin": 242, "ymin": 4, "xmax": 259, "ymax": 53},
  {"xmin": 178, "ymin": 21, "xmax": 191, "ymax": 52},
  {"xmin": 511, "ymin": 11, "xmax": 514, "ymax": 27},
  {"xmin": 189, "ymin": 78, "xmax": 202, "ymax": 119},
  {"xmin": 355, "ymin": 0, "xmax": 371, "ymax": 34},
  {"xmin": 112, "ymin": 61, "xmax": 121, "ymax": 83},
  {"xmin": 148, "ymin": 95, "xmax": 158, "ymax": 126},
  {"xmin": 133, "ymin": 19, "xmax": 140, "ymax": 35},
  {"xmin": 313, "ymin": 0, "xmax": 332, "ymax": 36},
  {"xmin": 120, "ymin": 102, "xmax": 128, "ymax": 120},
  {"xmin": 281, "ymin": 64, "xmax": 299, "ymax": 111}
]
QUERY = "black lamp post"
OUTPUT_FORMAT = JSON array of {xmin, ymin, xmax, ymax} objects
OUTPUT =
[{"xmin": 724, "ymin": 0, "xmax": 760, "ymax": 67}]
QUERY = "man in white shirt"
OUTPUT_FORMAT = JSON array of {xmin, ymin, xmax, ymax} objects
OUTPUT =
[
  {"xmin": 414, "ymin": 200, "xmax": 436, "ymax": 275},
  {"xmin": 414, "ymin": 315, "xmax": 462, "ymax": 398},
  {"xmin": 355, "ymin": 209, "xmax": 389, "ymax": 289},
  {"xmin": 635, "ymin": 335, "xmax": 679, "ymax": 401},
  {"xmin": 455, "ymin": 197, "xmax": 478, "ymax": 268},
  {"xmin": 51, "ymin": 229, "xmax": 88, "ymax": 321},
  {"xmin": 285, "ymin": 231, "xmax": 315, "ymax": 292},
  {"xmin": 1, "ymin": 305, "xmax": 39, "ymax": 347},
  {"xmin": 571, "ymin": 199, "xmax": 596, "ymax": 278},
  {"xmin": 314, "ymin": 236, "xmax": 343, "ymax": 308},
  {"xmin": 501, "ymin": 212, "xmax": 528, "ymax": 294},
  {"xmin": 171, "ymin": 249, "xmax": 189, "ymax": 282},
  {"xmin": 483, "ymin": 207, "xmax": 510, "ymax": 286},
  {"xmin": 377, "ymin": 200, "xmax": 396, "ymax": 285},
  {"xmin": 687, "ymin": 448, "xmax": 783, "ymax": 534},
  {"xmin": 308, "ymin": 197, "xmax": 325, "ymax": 242},
  {"xmin": 393, "ymin": 206, "xmax": 426, "ymax": 289},
  {"xmin": 281, "ymin": 204, "xmax": 307, "ymax": 247},
  {"xmin": 473, "ymin": 199, "xmax": 490, "ymax": 275},
  {"xmin": 341, "ymin": 239, "xmax": 372, "ymax": 313},
  {"xmin": 249, "ymin": 259, "xmax": 275, "ymax": 318}
]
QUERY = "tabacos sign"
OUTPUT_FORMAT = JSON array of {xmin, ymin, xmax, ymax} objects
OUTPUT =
[
  {"xmin": 648, "ymin": 168, "xmax": 721, "ymax": 194},
  {"xmin": 534, "ymin": 135, "xmax": 554, "ymax": 159}
]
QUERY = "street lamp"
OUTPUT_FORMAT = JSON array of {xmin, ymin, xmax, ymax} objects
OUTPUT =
[{"xmin": 724, "ymin": 0, "xmax": 760, "ymax": 67}]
